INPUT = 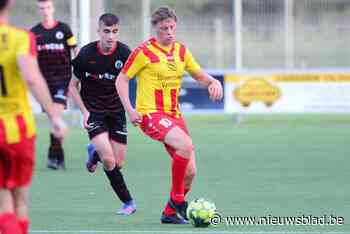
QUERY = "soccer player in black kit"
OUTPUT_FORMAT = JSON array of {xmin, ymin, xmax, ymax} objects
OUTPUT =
[
  {"xmin": 31, "ymin": 0, "xmax": 79, "ymax": 170},
  {"xmin": 69, "ymin": 13, "xmax": 136, "ymax": 215}
]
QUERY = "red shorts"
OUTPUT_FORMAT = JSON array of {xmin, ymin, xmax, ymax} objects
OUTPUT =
[
  {"xmin": 0, "ymin": 136, "xmax": 35, "ymax": 189},
  {"xmin": 140, "ymin": 112, "xmax": 189, "ymax": 142}
]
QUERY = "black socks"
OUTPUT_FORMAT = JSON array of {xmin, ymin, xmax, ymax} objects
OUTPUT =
[
  {"xmin": 49, "ymin": 133, "xmax": 64, "ymax": 163},
  {"xmin": 104, "ymin": 166, "xmax": 132, "ymax": 203}
]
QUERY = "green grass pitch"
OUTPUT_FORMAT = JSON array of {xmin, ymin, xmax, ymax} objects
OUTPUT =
[{"xmin": 29, "ymin": 114, "xmax": 350, "ymax": 234}]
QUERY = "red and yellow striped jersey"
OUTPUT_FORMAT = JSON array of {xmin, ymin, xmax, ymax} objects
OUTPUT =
[
  {"xmin": 122, "ymin": 38, "xmax": 201, "ymax": 117},
  {"xmin": 0, "ymin": 23, "xmax": 37, "ymax": 144}
]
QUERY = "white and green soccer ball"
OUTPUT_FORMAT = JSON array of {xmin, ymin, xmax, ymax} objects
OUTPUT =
[{"xmin": 186, "ymin": 198, "xmax": 216, "ymax": 227}]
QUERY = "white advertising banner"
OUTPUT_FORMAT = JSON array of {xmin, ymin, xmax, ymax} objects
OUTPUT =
[{"xmin": 225, "ymin": 73, "xmax": 350, "ymax": 113}]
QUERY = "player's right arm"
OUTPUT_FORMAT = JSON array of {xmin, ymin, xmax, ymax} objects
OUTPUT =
[
  {"xmin": 63, "ymin": 23, "xmax": 80, "ymax": 57},
  {"xmin": 17, "ymin": 54, "xmax": 68, "ymax": 139},
  {"xmin": 70, "ymin": 49, "xmax": 90, "ymax": 128},
  {"xmin": 68, "ymin": 76, "xmax": 89, "ymax": 128},
  {"xmin": 116, "ymin": 72, "xmax": 141, "ymax": 126}
]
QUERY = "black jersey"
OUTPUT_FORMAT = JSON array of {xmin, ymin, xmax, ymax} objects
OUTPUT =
[
  {"xmin": 31, "ymin": 21, "xmax": 77, "ymax": 86},
  {"xmin": 72, "ymin": 41, "xmax": 131, "ymax": 113}
]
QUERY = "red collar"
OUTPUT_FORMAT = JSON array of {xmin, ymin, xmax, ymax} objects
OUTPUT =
[
  {"xmin": 149, "ymin": 38, "xmax": 175, "ymax": 61},
  {"xmin": 97, "ymin": 41, "xmax": 118, "ymax": 56}
]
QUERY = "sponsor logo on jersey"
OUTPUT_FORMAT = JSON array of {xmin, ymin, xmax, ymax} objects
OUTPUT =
[
  {"xmin": 37, "ymin": 43, "xmax": 65, "ymax": 51},
  {"xmin": 0, "ymin": 34, "xmax": 8, "ymax": 50},
  {"xmin": 55, "ymin": 31, "xmax": 64, "ymax": 40},
  {"xmin": 115, "ymin": 60, "xmax": 123, "ymax": 69},
  {"xmin": 167, "ymin": 61, "xmax": 177, "ymax": 71},
  {"xmin": 85, "ymin": 72, "xmax": 116, "ymax": 80},
  {"xmin": 0, "ymin": 102, "xmax": 19, "ymax": 114}
]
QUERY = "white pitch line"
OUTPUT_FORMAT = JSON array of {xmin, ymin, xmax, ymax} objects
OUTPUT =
[{"xmin": 29, "ymin": 230, "xmax": 350, "ymax": 234}]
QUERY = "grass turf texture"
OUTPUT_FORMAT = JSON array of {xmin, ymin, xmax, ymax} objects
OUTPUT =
[{"xmin": 29, "ymin": 114, "xmax": 350, "ymax": 233}]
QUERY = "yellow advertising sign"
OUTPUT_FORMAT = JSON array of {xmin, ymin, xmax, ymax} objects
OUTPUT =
[
  {"xmin": 224, "ymin": 73, "xmax": 350, "ymax": 113},
  {"xmin": 234, "ymin": 78, "xmax": 281, "ymax": 107}
]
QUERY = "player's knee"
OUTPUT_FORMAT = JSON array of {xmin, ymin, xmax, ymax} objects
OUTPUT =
[
  {"xmin": 116, "ymin": 150, "xmax": 126, "ymax": 168},
  {"xmin": 116, "ymin": 158, "xmax": 124, "ymax": 169},
  {"xmin": 102, "ymin": 156, "xmax": 116, "ymax": 170},
  {"xmin": 0, "ymin": 191, "xmax": 14, "ymax": 212},
  {"xmin": 179, "ymin": 141, "xmax": 194, "ymax": 157},
  {"xmin": 14, "ymin": 199, "xmax": 28, "ymax": 211},
  {"xmin": 14, "ymin": 193, "xmax": 28, "ymax": 211}
]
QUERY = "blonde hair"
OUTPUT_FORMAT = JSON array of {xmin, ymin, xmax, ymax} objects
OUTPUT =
[{"xmin": 151, "ymin": 7, "xmax": 177, "ymax": 26}]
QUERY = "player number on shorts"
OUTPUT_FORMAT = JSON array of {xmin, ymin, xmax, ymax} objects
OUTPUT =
[
  {"xmin": 0, "ymin": 65, "xmax": 7, "ymax": 97},
  {"xmin": 159, "ymin": 118, "xmax": 172, "ymax": 128}
]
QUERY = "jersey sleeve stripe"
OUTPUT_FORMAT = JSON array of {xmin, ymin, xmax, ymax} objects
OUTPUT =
[
  {"xmin": 121, "ymin": 47, "xmax": 142, "ymax": 74},
  {"xmin": 28, "ymin": 32, "xmax": 37, "ymax": 57},
  {"xmin": 142, "ymin": 46, "xmax": 160, "ymax": 63},
  {"xmin": 155, "ymin": 89, "xmax": 164, "ymax": 112},
  {"xmin": 179, "ymin": 44, "xmax": 186, "ymax": 62}
]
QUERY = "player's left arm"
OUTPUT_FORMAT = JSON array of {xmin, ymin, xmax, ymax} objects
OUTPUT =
[
  {"xmin": 63, "ymin": 23, "xmax": 79, "ymax": 57},
  {"xmin": 72, "ymin": 46, "xmax": 80, "ymax": 57},
  {"xmin": 184, "ymin": 47, "xmax": 223, "ymax": 101},
  {"xmin": 192, "ymin": 70, "xmax": 223, "ymax": 101},
  {"xmin": 70, "ymin": 52, "xmax": 88, "ymax": 114}
]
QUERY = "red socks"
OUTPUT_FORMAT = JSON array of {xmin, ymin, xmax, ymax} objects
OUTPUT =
[
  {"xmin": 18, "ymin": 219, "xmax": 29, "ymax": 234},
  {"xmin": 163, "ymin": 152, "xmax": 191, "ymax": 217},
  {"xmin": 163, "ymin": 202, "xmax": 176, "ymax": 216},
  {"xmin": 170, "ymin": 154, "xmax": 189, "ymax": 204},
  {"xmin": 0, "ymin": 213, "xmax": 21, "ymax": 234}
]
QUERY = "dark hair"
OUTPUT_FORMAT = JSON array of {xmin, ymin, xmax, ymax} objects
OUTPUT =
[
  {"xmin": 37, "ymin": 0, "xmax": 52, "ymax": 2},
  {"xmin": 99, "ymin": 13, "xmax": 119, "ymax": 26},
  {"xmin": 0, "ymin": 0, "xmax": 9, "ymax": 11},
  {"xmin": 151, "ymin": 7, "xmax": 177, "ymax": 26}
]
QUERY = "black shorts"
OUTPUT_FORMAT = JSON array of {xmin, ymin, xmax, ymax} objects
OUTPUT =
[
  {"xmin": 48, "ymin": 84, "xmax": 69, "ymax": 106},
  {"xmin": 86, "ymin": 112, "xmax": 127, "ymax": 144}
]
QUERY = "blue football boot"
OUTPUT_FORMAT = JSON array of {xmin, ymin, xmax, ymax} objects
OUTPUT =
[
  {"xmin": 161, "ymin": 213, "xmax": 189, "ymax": 224},
  {"xmin": 169, "ymin": 199, "xmax": 188, "ymax": 220},
  {"xmin": 116, "ymin": 200, "xmax": 137, "ymax": 215},
  {"xmin": 86, "ymin": 143, "xmax": 99, "ymax": 173}
]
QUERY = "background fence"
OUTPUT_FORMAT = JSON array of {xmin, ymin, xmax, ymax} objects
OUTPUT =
[
  {"xmin": 11, "ymin": 0, "xmax": 350, "ymax": 70},
  {"xmin": 10, "ymin": 0, "xmax": 350, "ymax": 113}
]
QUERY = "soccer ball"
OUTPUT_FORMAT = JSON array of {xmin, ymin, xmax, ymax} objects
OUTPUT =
[{"xmin": 186, "ymin": 198, "xmax": 216, "ymax": 227}]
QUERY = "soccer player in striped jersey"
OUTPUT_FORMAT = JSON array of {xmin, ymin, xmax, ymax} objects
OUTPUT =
[
  {"xmin": 116, "ymin": 7, "xmax": 223, "ymax": 224},
  {"xmin": 0, "ymin": 0, "xmax": 68, "ymax": 233},
  {"xmin": 31, "ymin": 0, "xmax": 79, "ymax": 170}
]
